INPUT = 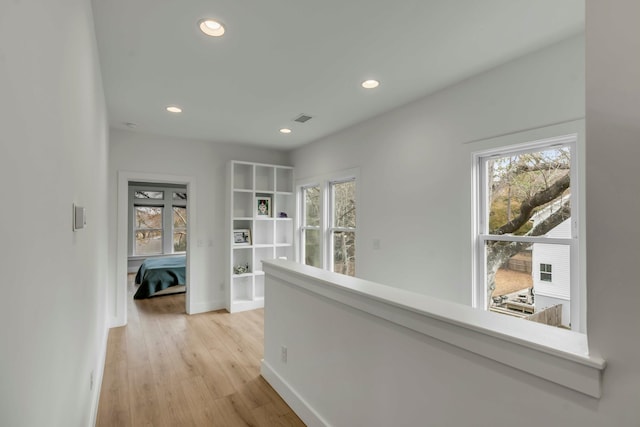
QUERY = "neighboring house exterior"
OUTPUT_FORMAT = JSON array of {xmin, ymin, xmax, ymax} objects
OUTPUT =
[{"xmin": 531, "ymin": 202, "xmax": 571, "ymax": 328}]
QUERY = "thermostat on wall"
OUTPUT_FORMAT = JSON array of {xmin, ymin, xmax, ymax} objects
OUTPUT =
[{"xmin": 73, "ymin": 204, "xmax": 86, "ymax": 231}]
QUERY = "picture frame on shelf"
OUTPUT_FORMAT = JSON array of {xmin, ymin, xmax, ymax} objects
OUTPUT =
[
  {"xmin": 233, "ymin": 229, "xmax": 252, "ymax": 245},
  {"xmin": 256, "ymin": 196, "xmax": 271, "ymax": 217}
]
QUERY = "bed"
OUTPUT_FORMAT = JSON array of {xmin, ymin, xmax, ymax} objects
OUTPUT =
[{"xmin": 133, "ymin": 255, "xmax": 186, "ymax": 299}]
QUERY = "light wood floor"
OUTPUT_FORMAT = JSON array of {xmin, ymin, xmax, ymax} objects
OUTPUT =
[{"xmin": 96, "ymin": 278, "xmax": 305, "ymax": 426}]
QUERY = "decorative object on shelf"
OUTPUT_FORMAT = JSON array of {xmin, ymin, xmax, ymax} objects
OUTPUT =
[
  {"xmin": 256, "ymin": 196, "xmax": 272, "ymax": 217},
  {"xmin": 233, "ymin": 263, "xmax": 250, "ymax": 275},
  {"xmin": 278, "ymin": 211, "xmax": 288, "ymax": 218},
  {"xmin": 233, "ymin": 229, "xmax": 252, "ymax": 245}
]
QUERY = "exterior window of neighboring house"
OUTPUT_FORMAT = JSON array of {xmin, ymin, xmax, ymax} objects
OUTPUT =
[
  {"xmin": 298, "ymin": 172, "xmax": 357, "ymax": 276},
  {"xmin": 540, "ymin": 263, "xmax": 553, "ymax": 282},
  {"xmin": 474, "ymin": 135, "xmax": 578, "ymax": 330},
  {"xmin": 130, "ymin": 185, "xmax": 187, "ymax": 256}
]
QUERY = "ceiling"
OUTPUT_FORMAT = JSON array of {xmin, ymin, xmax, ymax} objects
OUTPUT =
[{"xmin": 92, "ymin": 0, "xmax": 584, "ymax": 150}]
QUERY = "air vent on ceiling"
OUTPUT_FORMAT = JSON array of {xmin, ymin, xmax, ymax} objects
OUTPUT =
[{"xmin": 294, "ymin": 114, "xmax": 313, "ymax": 123}]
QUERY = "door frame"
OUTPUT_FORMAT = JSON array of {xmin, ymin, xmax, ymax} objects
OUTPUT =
[{"xmin": 113, "ymin": 170, "xmax": 196, "ymax": 327}]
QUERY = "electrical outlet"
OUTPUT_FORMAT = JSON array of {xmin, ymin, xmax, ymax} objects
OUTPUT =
[
  {"xmin": 281, "ymin": 346, "xmax": 287, "ymax": 363},
  {"xmin": 89, "ymin": 370, "xmax": 94, "ymax": 391}
]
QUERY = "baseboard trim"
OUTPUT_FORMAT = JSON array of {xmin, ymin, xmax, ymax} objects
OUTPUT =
[
  {"xmin": 261, "ymin": 360, "xmax": 329, "ymax": 427},
  {"xmin": 89, "ymin": 323, "xmax": 109, "ymax": 426},
  {"xmin": 188, "ymin": 299, "xmax": 225, "ymax": 315}
]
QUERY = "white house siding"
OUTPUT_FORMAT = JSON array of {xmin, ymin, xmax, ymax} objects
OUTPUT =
[{"xmin": 533, "ymin": 218, "xmax": 571, "ymax": 326}]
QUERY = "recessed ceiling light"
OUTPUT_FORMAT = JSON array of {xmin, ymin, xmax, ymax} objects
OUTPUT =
[
  {"xmin": 280, "ymin": 128, "xmax": 292, "ymax": 134},
  {"xmin": 361, "ymin": 79, "xmax": 380, "ymax": 89},
  {"xmin": 166, "ymin": 106, "xmax": 183, "ymax": 113},
  {"xmin": 199, "ymin": 19, "xmax": 225, "ymax": 37}
]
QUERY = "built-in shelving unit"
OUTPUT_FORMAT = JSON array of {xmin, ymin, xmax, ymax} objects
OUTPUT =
[{"xmin": 226, "ymin": 161, "xmax": 294, "ymax": 312}]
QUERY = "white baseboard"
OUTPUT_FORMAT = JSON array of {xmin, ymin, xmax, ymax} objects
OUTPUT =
[
  {"xmin": 260, "ymin": 360, "xmax": 329, "ymax": 427},
  {"xmin": 109, "ymin": 315, "xmax": 125, "ymax": 329},
  {"xmin": 188, "ymin": 299, "xmax": 226, "ymax": 314},
  {"xmin": 89, "ymin": 323, "xmax": 109, "ymax": 427}
]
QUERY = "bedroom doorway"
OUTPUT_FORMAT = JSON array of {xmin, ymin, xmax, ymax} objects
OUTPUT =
[
  {"xmin": 115, "ymin": 171, "xmax": 197, "ymax": 327},
  {"xmin": 128, "ymin": 182, "xmax": 187, "ymax": 300}
]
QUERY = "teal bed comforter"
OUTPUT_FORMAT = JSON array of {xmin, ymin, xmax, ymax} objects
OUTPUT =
[{"xmin": 133, "ymin": 255, "xmax": 186, "ymax": 299}]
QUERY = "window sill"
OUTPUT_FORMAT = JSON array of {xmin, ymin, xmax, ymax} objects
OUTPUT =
[
  {"xmin": 262, "ymin": 259, "xmax": 605, "ymax": 398},
  {"xmin": 128, "ymin": 253, "xmax": 185, "ymax": 261}
]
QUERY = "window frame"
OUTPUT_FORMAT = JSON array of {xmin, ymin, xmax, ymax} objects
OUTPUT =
[
  {"xmin": 329, "ymin": 178, "xmax": 357, "ymax": 275},
  {"xmin": 540, "ymin": 263, "xmax": 553, "ymax": 282},
  {"xmin": 296, "ymin": 169, "xmax": 358, "ymax": 276},
  {"xmin": 300, "ymin": 184, "xmax": 322, "ymax": 268},
  {"xmin": 133, "ymin": 205, "xmax": 164, "ymax": 255},
  {"xmin": 472, "ymin": 134, "xmax": 581, "ymax": 331},
  {"xmin": 129, "ymin": 184, "xmax": 188, "ymax": 256}
]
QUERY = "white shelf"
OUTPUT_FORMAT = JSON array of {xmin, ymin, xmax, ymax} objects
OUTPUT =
[{"xmin": 227, "ymin": 160, "xmax": 294, "ymax": 313}]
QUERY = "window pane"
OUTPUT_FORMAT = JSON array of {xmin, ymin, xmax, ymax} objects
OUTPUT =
[
  {"xmin": 173, "ymin": 231, "xmax": 187, "ymax": 252},
  {"xmin": 173, "ymin": 192, "xmax": 187, "ymax": 200},
  {"xmin": 134, "ymin": 191, "xmax": 164, "ymax": 199},
  {"xmin": 135, "ymin": 229, "xmax": 163, "ymax": 255},
  {"xmin": 332, "ymin": 180, "xmax": 356, "ymax": 228},
  {"xmin": 333, "ymin": 231, "xmax": 355, "ymax": 276},
  {"xmin": 135, "ymin": 206, "xmax": 162, "ymax": 229},
  {"xmin": 486, "ymin": 147, "xmax": 570, "ymax": 235},
  {"xmin": 304, "ymin": 186, "xmax": 320, "ymax": 226},
  {"xmin": 486, "ymin": 240, "xmax": 570, "ymax": 329},
  {"xmin": 173, "ymin": 207, "xmax": 187, "ymax": 228},
  {"xmin": 303, "ymin": 229, "xmax": 321, "ymax": 268}
]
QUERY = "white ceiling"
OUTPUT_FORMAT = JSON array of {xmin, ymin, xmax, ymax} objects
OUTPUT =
[{"xmin": 92, "ymin": 0, "xmax": 584, "ymax": 150}]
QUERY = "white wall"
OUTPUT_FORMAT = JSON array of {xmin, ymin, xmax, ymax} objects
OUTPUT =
[
  {"xmin": 264, "ymin": 269, "xmax": 604, "ymax": 426},
  {"xmin": 584, "ymin": 0, "xmax": 640, "ymax": 423},
  {"xmin": 291, "ymin": 34, "xmax": 585, "ymax": 305},
  {"xmin": 108, "ymin": 129, "xmax": 289, "ymax": 321},
  {"xmin": 0, "ymin": 0, "xmax": 109, "ymax": 426}
]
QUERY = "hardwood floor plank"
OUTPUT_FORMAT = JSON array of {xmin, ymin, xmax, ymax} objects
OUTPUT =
[{"xmin": 96, "ymin": 282, "xmax": 304, "ymax": 426}]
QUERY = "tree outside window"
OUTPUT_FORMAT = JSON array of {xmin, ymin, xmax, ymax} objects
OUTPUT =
[{"xmin": 476, "ymin": 136, "xmax": 577, "ymax": 329}]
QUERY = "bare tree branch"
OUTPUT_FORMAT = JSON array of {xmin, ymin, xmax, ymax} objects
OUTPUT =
[{"xmin": 494, "ymin": 173, "xmax": 569, "ymax": 235}]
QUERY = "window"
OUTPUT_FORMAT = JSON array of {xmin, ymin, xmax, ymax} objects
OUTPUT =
[
  {"xmin": 540, "ymin": 263, "xmax": 552, "ymax": 282},
  {"xmin": 298, "ymin": 172, "xmax": 357, "ymax": 276},
  {"xmin": 134, "ymin": 206, "xmax": 163, "ymax": 255},
  {"xmin": 474, "ymin": 135, "xmax": 578, "ymax": 330},
  {"xmin": 129, "ymin": 184, "xmax": 187, "ymax": 256},
  {"xmin": 330, "ymin": 179, "xmax": 356, "ymax": 276},
  {"xmin": 301, "ymin": 185, "xmax": 321, "ymax": 268},
  {"xmin": 135, "ymin": 190, "xmax": 164, "ymax": 199},
  {"xmin": 173, "ymin": 207, "xmax": 187, "ymax": 252}
]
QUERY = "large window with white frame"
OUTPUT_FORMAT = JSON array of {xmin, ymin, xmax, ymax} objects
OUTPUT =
[
  {"xmin": 129, "ymin": 184, "xmax": 187, "ymax": 256},
  {"xmin": 474, "ymin": 135, "xmax": 579, "ymax": 330},
  {"xmin": 298, "ymin": 173, "xmax": 357, "ymax": 276},
  {"xmin": 330, "ymin": 179, "xmax": 356, "ymax": 276},
  {"xmin": 301, "ymin": 184, "xmax": 321, "ymax": 268}
]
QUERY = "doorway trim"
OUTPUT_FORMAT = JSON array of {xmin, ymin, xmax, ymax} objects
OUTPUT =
[{"xmin": 114, "ymin": 170, "xmax": 196, "ymax": 327}]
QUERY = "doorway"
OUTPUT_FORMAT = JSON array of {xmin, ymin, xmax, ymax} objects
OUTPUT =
[{"xmin": 114, "ymin": 171, "xmax": 197, "ymax": 327}]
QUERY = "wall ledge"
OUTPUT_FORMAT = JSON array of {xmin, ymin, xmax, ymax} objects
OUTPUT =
[{"xmin": 262, "ymin": 260, "xmax": 605, "ymax": 398}]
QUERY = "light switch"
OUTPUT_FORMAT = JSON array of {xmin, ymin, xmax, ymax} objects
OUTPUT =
[{"xmin": 73, "ymin": 204, "xmax": 86, "ymax": 231}]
